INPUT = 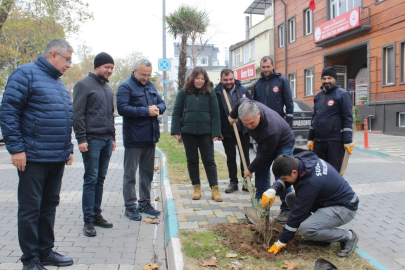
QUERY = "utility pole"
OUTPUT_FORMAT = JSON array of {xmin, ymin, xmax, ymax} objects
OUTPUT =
[{"xmin": 162, "ymin": 0, "xmax": 168, "ymax": 133}]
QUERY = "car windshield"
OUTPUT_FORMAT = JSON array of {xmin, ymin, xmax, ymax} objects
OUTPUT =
[{"xmin": 293, "ymin": 101, "xmax": 312, "ymax": 112}]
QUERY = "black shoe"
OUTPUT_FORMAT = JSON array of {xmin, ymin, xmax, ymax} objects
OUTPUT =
[
  {"xmin": 337, "ymin": 230, "xmax": 359, "ymax": 257},
  {"xmin": 299, "ymin": 238, "xmax": 331, "ymax": 247},
  {"xmin": 83, "ymin": 221, "xmax": 96, "ymax": 237},
  {"xmin": 137, "ymin": 203, "xmax": 161, "ymax": 216},
  {"xmin": 40, "ymin": 251, "xmax": 73, "ymax": 267},
  {"xmin": 94, "ymin": 215, "xmax": 113, "ymax": 228},
  {"xmin": 225, "ymin": 183, "xmax": 238, "ymax": 193},
  {"xmin": 22, "ymin": 261, "xmax": 47, "ymax": 270},
  {"xmin": 275, "ymin": 210, "xmax": 291, "ymax": 224},
  {"xmin": 125, "ymin": 208, "xmax": 142, "ymax": 221},
  {"xmin": 242, "ymin": 185, "xmax": 249, "ymax": 192}
]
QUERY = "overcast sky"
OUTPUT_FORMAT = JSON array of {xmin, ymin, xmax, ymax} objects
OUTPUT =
[{"xmin": 67, "ymin": 0, "xmax": 263, "ymax": 72}]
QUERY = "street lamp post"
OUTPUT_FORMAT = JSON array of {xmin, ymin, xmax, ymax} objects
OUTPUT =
[{"xmin": 162, "ymin": 0, "xmax": 168, "ymax": 133}]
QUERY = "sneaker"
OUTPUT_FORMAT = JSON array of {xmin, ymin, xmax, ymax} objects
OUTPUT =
[
  {"xmin": 299, "ymin": 238, "xmax": 331, "ymax": 247},
  {"xmin": 83, "ymin": 221, "xmax": 96, "ymax": 237},
  {"xmin": 22, "ymin": 261, "xmax": 47, "ymax": 270},
  {"xmin": 337, "ymin": 230, "xmax": 359, "ymax": 257},
  {"xmin": 225, "ymin": 183, "xmax": 238, "ymax": 193},
  {"xmin": 275, "ymin": 210, "xmax": 291, "ymax": 224},
  {"xmin": 137, "ymin": 203, "xmax": 161, "ymax": 217},
  {"xmin": 94, "ymin": 215, "xmax": 113, "ymax": 228},
  {"xmin": 40, "ymin": 251, "xmax": 73, "ymax": 266},
  {"xmin": 125, "ymin": 208, "xmax": 142, "ymax": 221}
]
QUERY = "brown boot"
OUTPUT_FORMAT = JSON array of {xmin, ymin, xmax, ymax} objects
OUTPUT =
[
  {"xmin": 211, "ymin": 186, "xmax": 223, "ymax": 202},
  {"xmin": 192, "ymin": 184, "xmax": 201, "ymax": 200}
]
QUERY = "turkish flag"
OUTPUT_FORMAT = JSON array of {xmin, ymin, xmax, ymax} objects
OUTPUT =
[{"xmin": 309, "ymin": 0, "xmax": 316, "ymax": 11}]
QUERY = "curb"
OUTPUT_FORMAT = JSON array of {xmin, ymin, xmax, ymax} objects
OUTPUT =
[
  {"xmin": 356, "ymin": 249, "xmax": 389, "ymax": 270},
  {"xmin": 354, "ymin": 146, "xmax": 405, "ymax": 160},
  {"xmin": 156, "ymin": 148, "xmax": 184, "ymax": 270}
]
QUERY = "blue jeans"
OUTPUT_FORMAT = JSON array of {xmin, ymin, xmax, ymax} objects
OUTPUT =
[
  {"xmin": 82, "ymin": 138, "xmax": 113, "ymax": 222},
  {"xmin": 255, "ymin": 146, "xmax": 294, "ymax": 211}
]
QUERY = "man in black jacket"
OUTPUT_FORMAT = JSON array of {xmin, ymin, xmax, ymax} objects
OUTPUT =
[
  {"xmin": 261, "ymin": 152, "xmax": 359, "ymax": 257},
  {"xmin": 73, "ymin": 52, "xmax": 116, "ymax": 237},
  {"xmin": 215, "ymin": 68, "xmax": 251, "ymax": 193}
]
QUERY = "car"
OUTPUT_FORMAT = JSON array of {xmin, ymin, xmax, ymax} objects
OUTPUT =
[{"xmin": 115, "ymin": 116, "xmax": 123, "ymax": 125}]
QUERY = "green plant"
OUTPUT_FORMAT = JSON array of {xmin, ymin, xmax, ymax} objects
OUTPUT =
[
  {"xmin": 360, "ymin": 96, "xmax": 367, "ymax": 101},
  {"xmin": 353, "ymin": 106, "xmax": 362, "ymax": 124}
]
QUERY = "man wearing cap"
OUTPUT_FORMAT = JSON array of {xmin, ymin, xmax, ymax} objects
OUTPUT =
[
  {"xmin": 307, "ymin": 67, "xmax": 354, "ymax": 172},
  {"xmin": 73, "ymin": 52, "xmax": 116, "ymax": 237}
]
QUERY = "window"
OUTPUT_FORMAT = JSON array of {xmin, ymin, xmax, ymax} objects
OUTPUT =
[
  {"xmin": 303, "ymin": 8, "xmax": 313, "ymax": 36},
  {"xmin": 304, "ymin": 68, "xmax": 314, "ymax": 96},
  {"xmin": 375, "ymin": 0, "xmax": 385, "ymax": 3},
  {"xmin": 399, "ymin": 112, "xmax": 405, "ymax": 127},
  {"xmin": 278, "ymin": 23, "xmax": 285, "ymax": 48},
  {"xmin": 243, "ymin": 44, "xmax": 249, "ymax": 64},
  {"xmin": 400, "ymin": 40, "xmax": 405, "ymax": 83},
  {"xmin": 288, "ymin": 17, "xmax": 296, "ymax": 43},
  {"xmin": 382, "ymin": 44, "xmax": 395, "ymax": 86},
  {"xmin": 329, "ymin": 0, "xmax": 362, "ymax": 19},
  {"xmin": 251, "ymin": 40, "xmax": 255, "ymax": 61},
  {"xmin": 201, "ymin": 58, "xmax": 207, "ymax": 65},
  {"xmin": 288, "ymin": 72, "xmax": 296, "ymax": 97},
  {"xmin": 235, "ymin": 49, "xmax": 240, "ymax": 67},
  {"xmin": 334, "ymin": 65, "xmax": 347, "ymax": 89}
]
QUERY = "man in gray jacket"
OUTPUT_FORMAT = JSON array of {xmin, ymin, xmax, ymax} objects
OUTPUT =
[{"xmin": 73, "ymin": 52, "xmax": 116, "ymax": 237}]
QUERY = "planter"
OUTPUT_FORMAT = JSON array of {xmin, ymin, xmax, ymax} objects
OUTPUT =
[
  {"xmin": 359, "ymin": 101, "xmax": 364, "ymax": 105},
  {"xmin": 356, "ymin": 123, "xmax": 364, "ymax": 131}
]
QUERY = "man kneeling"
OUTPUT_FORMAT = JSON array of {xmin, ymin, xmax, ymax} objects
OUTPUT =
[{"xmin": 261, "ymin": 151, "xmax": 359, "ymax": 257}]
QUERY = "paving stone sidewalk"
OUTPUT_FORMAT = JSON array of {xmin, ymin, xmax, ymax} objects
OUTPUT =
[
  {"xmin": 0, "ymin": 129, "xmax": 167, "ymax": 270},
  {"xmin": 353, "ymin": 131, "xmax": 405, "ymax": 159}
]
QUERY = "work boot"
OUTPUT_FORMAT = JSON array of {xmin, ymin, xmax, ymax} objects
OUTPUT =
[
  {"xmin": 337, "ymin": 230, "xmax": 359, "ymax": 257},
  {"xmin": 225, "ymin": 182, "xmax": 238, "ymax": 193},
  {"xmin": 275, "ymin": 210, "xmax": 291, "ymax": 224},
  {"xmin": 83, "ymin": 221, "xmax": 96, "ymax": 237},
  {"xmin": 94, "ymin": 215, "xmax": 113, "ymax": 228},
  {"xmin": 211, "ymin": 186, "xmax": 223, "ymax": 202},
  {"xmin": 299, "ymin": 238, "xmax": 331, "ymax": 247},
  {"xmin": 192, "ymin": 184, "xmax": 201, "ymax": 200}
]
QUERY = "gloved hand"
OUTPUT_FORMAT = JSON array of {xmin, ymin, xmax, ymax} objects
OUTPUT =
[
  {"xmin": 260, "ymin": 189, "xmax": 276, "ymax": 208},
  {"xmin": 268, "ymin": 240, "xmax": 287, "ymax": 254},
  {"xmin": 307, "ymin": 140, "xmax": 314, "ymax": 151},
  {"xmin": 344, "ymin": 142, "xmax": 354, "ymax": 155}
]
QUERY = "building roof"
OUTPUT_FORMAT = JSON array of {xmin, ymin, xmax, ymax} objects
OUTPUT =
[{"xmin": 244, "ymin": 0, "xmax": 272, "ymax": 15}]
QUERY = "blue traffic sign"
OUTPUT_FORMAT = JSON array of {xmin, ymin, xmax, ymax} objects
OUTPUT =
[{"xmin": 158, "ymin": 58, "xmax": 171, "ymax": 71}]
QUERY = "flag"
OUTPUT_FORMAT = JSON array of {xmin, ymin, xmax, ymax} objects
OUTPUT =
[{"xmin": 309, "ymin": 0, "xmax": 316, "ymax": 11}]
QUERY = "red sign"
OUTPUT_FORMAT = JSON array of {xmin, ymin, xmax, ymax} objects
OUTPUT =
[
  {"xmin": 314, "ymin": 7, "xmax": 360, "ymax": 43},
  {"xmin": 233, "ymin": 63, "xmax": 256, "ymax": 81}
]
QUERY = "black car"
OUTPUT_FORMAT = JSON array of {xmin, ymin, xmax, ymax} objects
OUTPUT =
[{"xmin": 291, "ymin": 98, "xmax": 313, "ymax": 146}]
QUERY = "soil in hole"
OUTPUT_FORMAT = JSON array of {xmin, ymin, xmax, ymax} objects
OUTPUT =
[{"xmin": 213, "ymin": 221, "xmax": 302, "ymax": 261}]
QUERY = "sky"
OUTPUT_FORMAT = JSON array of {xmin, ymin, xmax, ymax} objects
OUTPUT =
[{"xmin": 67, "ymin": 0, "xmax": 263, "ymax": 73}]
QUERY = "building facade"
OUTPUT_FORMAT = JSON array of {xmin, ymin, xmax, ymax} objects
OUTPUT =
[{"xmin": 274, "ymin": 0, "xmax": 405, "ymax": 135}]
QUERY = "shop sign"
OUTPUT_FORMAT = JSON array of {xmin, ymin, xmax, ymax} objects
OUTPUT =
[
  {"xmin": 314, "ymin": 7, "xmax": 360, "ymax": 43},
  {"xmin": 233, "ymin": 63, "xmax": 256, "ymax": 81}
]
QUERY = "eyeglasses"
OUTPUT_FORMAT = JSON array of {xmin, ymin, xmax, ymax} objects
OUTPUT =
[
  {"xmin": 140, "ymin": 73, "xmax": 152, "ymax": 78},
  {"xmin": 55, "ymin": 52, "xmax": 72, "ymax": 64}
]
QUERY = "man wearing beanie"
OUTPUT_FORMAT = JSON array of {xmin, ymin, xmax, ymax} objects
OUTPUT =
[
  {"xmin": 307, "ymin": 67, "xmax": 354, "ymax": 172},
  {"xmin": 73, "ymin": 52, "xmax": 116, "ymax": 237}
]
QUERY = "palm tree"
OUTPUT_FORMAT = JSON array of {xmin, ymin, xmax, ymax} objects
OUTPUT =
[{"xmin": 165, "ymin": 5, "xmax": 209, "ymax": 90}]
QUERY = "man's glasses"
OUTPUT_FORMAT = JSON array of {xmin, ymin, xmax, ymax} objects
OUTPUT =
[
  {"xmin": 140, "ymin": 73, "xmax": 152, "ymax": 78},
  {"xmin": 54, "ymin": 52, "xmax": 72, "ymax": 64}
]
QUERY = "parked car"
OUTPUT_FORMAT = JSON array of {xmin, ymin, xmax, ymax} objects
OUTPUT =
[{"xmin": 115, "ymin": 116, "xmax": 123, "ymax": 125}]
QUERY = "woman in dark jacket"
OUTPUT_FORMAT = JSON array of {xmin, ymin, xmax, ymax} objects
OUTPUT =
[{"xmin": 171, "ymin": 67, "xmax": 223, "ymax": 202}]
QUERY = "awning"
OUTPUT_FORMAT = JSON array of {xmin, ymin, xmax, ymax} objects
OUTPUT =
[{"xmin": 244, "ymin": 0, "xmax": 272, "ymax": 15}]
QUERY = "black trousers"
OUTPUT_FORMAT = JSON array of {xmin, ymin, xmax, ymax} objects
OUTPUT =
[
  {"xmin": 182, "ymin": 133, "xmax": 218, "ymax": 187},
  {"xmin": 17, "ymin": 161, "xmax": 65, "ymax": 265},
  {"xmin": 221, "ymin": 131, "xmax": 251, "ymax": 183},
  {"xmin": 313, "ymin": 141, "xmax": 345, "ymax": 172}
]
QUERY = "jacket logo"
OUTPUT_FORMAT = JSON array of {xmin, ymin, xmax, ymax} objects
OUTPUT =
[
  {"xmin": 328, "ymin": 100, "xmax": 334, "ymax": 106},
  {"xmin": 242, "ymin": 94, "xmax": 246, "ymax": 98},
  {"xmin": 273, "ymin": 86, "xmax": 279, "ymax": 93}
]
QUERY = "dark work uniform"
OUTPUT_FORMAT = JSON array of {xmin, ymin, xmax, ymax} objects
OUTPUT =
[
  {"xmin": 215, "ymin": 80, "xmax": 251, "ymax": 184},
  {"xmin": 307, "ymin": 84, "xmax": 353, "ymax": 172}
]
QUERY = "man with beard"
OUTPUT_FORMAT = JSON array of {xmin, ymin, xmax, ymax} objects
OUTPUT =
[
  {"xmin": 307, "ymin": 67, "xmax": 354, "ymax": 172},
  {"xmin": 215, "ymin": 68, "xmax": 251, "ymax": 193},
  {"xmin": 73, "ymin": 52, "xmax": 116, "ymax": 237}
]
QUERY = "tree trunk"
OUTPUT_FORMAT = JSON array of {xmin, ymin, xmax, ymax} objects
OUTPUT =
[
  {"xmin": 177, "ymin": 35, "xmax": 188, "ymax": 90},
  {"xmin": 0, "ymin": 0, "xmax": 15, "ymax": 31}
]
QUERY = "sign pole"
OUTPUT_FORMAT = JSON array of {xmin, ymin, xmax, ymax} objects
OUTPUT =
[{"xmin": 162, "ymin": 0, "xmax": 168, "ymax": 133}]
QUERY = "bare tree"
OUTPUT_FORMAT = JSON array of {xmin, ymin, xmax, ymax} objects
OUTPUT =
[{"xmin": 0, "ymin": 0, "xmax": 14, "ymax": 31}]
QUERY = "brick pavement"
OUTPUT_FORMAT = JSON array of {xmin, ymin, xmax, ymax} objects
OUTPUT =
[
  {"xmin": 353, "ymin": 131, "xmax": 405, "ymax": 159},
  {"xmin": 0, "ymin": 129, "xmax": 166, "ymax": 270}
]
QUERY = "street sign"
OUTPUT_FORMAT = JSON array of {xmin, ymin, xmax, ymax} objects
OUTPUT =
[{"xmin": 158, "ymin": 58, "xmax": 171, "ymax": 71}]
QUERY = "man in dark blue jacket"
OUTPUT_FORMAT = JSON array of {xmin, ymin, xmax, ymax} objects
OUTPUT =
[
  {"xmin": 0, "ymin": 38, "xmax": 74, "ymax": 270},
  {"xmin": 215, "ymin": 68, "xmax": 251, "ymax": 193},
  {"xmin": 307, "ymin": 67, "xmax": 354, "ymax": 172},
  {"xmin": 117, "ymin": 59, "xmax": 166, "ymax": 221},
  {"xmin": 261, "ymin": 152, "xmax": 359, "ymax": 257}
]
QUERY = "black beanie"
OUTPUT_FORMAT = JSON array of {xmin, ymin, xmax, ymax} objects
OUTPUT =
[
  {"xmin": 94, "ymin": 52, "xmax": 114, "ymax": 69},
  {"xmin": 321, "ymin": 67, "xmax": 337, "ymax": 80}
]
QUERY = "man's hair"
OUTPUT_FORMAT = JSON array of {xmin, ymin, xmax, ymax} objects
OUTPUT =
[
  {"xmin": 135, "ymin": 59, "xmax": 152, "ymax": 69},
  {"xmin": 260, "ymin": 56, "xmax": 274, "ymax": 65},
  {"xmin": 238, "ymin": 101, "xmax": 259, "ymax": 120},
  {"xmin": 220, "ymin": 68, "xmax": 234, "ymax": 78},
  {"xmin": 272, "ymin": 155, "xmax": 299, "ymax": 178},
  {"xmin": 43, "ymin": 38, "xmax": 74, "ymax": 56},
  {"xmin": 185, "ymin": 66, "xmax": 211, "ymax": 95}
]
